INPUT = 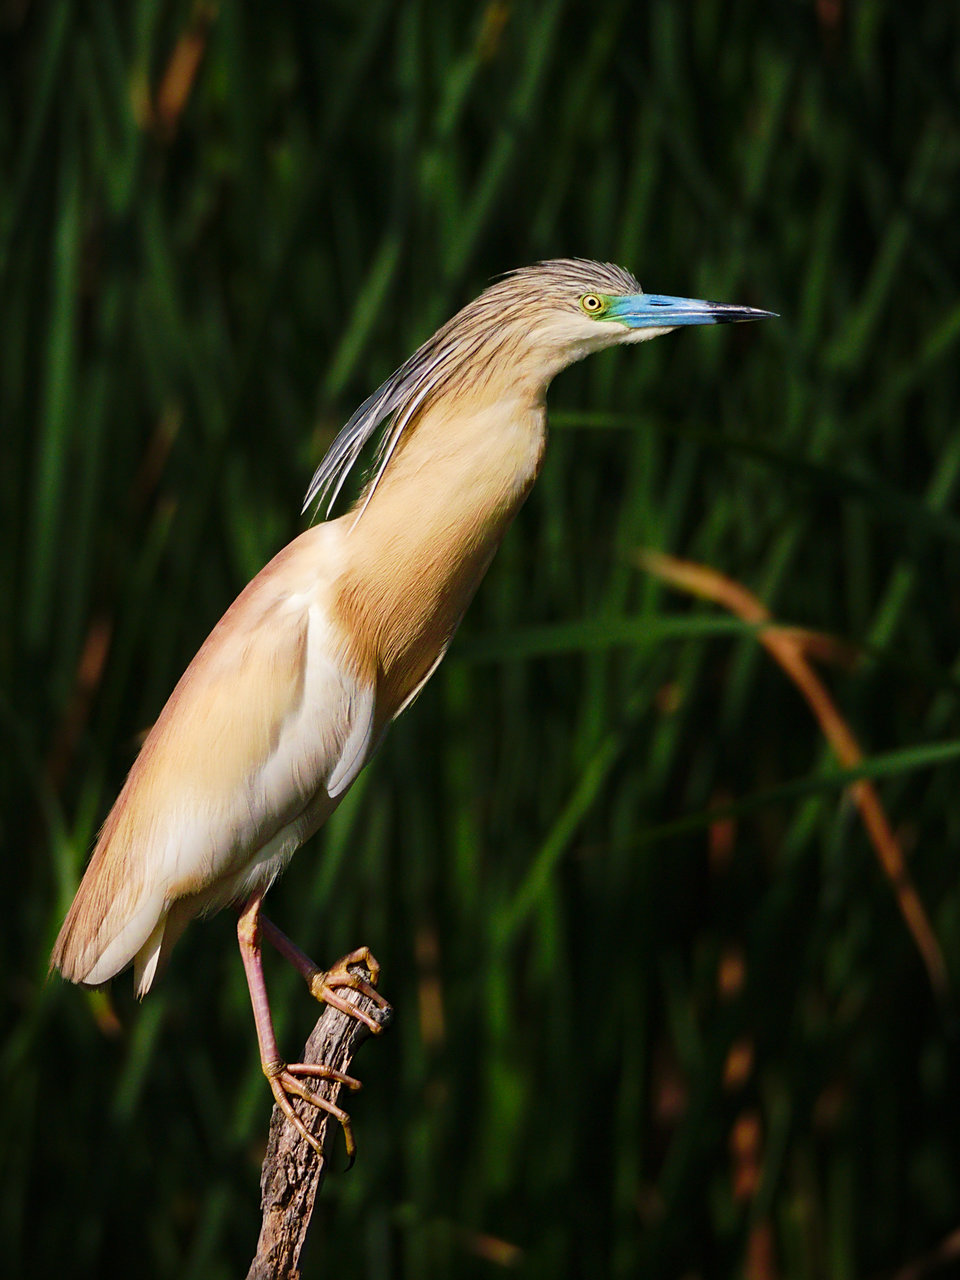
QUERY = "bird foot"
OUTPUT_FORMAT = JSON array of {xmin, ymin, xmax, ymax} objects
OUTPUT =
[
  {"xmin": 307, "ymin": 946, "xmax": 390, "ymax": 1034},
  {"xmin": 263, "ymin": 1058, "xmax": 362, "ymax": 1165}
]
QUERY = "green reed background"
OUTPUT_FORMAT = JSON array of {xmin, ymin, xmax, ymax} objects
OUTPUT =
[{"xmin": 3, "ymin": 2, "xmax": 960, "ymax": 1276}]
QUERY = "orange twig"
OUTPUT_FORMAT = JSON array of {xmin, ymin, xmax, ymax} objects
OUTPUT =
[
  {"xmin": 638, "ymin": 548, "xmax": 947, "ymax": 998},
  {"xmin": 44, "ymin": 616, "xmax": 113, "ymax": 792},
  {"xmin": 151, "ymin": 3, "xmax": 217, "ymax": 139},
  {"xmin": 886, "ymin": 1226, "xmax": 960, "ymax": 1280}
]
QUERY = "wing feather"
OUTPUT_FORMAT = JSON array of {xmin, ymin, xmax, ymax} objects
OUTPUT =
[{"xmin": 51, "ymin": 525, "xmax": 375, "ymax": 987}]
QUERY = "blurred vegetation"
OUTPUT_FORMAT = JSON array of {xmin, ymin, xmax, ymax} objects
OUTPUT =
[{"xmin": 3, "ymin": 1, "xmax": 960, "ymax": 1277}]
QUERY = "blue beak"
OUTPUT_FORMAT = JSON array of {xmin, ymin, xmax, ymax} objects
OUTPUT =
[{"xmin": 606, "ymin": 293, "xmax": 777, "ymax": 328}]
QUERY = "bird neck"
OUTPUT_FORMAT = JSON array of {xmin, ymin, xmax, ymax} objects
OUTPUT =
[{"xmin": 333, "ymin": 391, "xmax": 548, "ymax": 719}]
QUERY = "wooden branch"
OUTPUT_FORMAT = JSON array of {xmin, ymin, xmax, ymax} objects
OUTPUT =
[{"xmin": 246, "ymin": 964, "xmax": 393, "ymax": 1280}]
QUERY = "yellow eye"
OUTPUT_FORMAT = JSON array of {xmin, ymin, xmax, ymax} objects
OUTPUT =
[{"xmin": 580, "ymin": 293, "xmax": 605, "ymax": 315}]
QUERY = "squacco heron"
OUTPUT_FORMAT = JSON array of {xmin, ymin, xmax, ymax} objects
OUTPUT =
[{"xmin": 52, "ymin": 260, "xmax": 773, "ymax": 1159}]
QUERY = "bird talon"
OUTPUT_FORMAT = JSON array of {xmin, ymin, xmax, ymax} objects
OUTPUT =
[
  {"xmin": 307, "ymin": 978, "xmax": 387, "ymax": 1033},
  {"xmin": 287, "ymin": 1061, "xmax": 362, "ymax": 1092},
  {"xmin": 337, "ymin": 945, "xmax": 382, "ymax": 988},
  {"xmin": 264, "ymin": 1061, "xmax": 358, "ymax": 1164},
  {"xmin": 268, "ymin": 1074, "xmax": 324, "ymax": 1157},
  {"xmin": 307, "ymin": 948, "xmax": 390, "ymax": 1032},
  {"xmin": 325, "ymin": 946, "xmax": 384, "ymax": 993}
]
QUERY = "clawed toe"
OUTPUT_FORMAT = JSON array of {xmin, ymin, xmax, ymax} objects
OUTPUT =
[
  {"xmin": 308, "ymin": 948, "xmax": 390, "ymax": 1032},
  {"xmin": 264, "ymin": 1060, "xmax": 358, "ymax": 1165}
]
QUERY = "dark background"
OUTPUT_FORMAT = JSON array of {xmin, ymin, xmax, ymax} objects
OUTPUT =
[{"xmin": 3, "ymin": 2, "xmax": 960, "ymax": 1276}]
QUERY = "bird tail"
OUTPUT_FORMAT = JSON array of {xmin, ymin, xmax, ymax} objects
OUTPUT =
[{"xmin": 50, "ymin": 805, "xmax": 168, "ymax": 998}]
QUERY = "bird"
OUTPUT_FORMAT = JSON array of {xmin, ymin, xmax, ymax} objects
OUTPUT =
[{"xmin": 51, "ymin": 259, "xmax": 774, "ymax": 1159}]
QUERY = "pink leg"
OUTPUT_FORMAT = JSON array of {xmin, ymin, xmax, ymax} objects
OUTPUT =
[
  {"xmin": 259, "ymin": 912, "xmax": 388, "ymax": 1033},
  {"xmin": 237, "ymin": 890, "xmax": 361, "ymax": 1163}
]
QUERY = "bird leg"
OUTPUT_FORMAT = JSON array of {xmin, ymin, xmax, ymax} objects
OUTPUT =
[
  {"xmin": 237, "ymin": 891, "xmax": 362, "ymax": 1163},
  {"xmin": 259, "ymin": 912, "xmax": 389, "ymax": 1034}
]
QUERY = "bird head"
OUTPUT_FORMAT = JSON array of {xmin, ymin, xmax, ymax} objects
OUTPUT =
[
  {"xmin": 469, "ymin": 259, "xmax": 776, "ymax": 379},
  {"xmin": 303, "ymin": 259, "xmax": 775, "ymax": 518}
]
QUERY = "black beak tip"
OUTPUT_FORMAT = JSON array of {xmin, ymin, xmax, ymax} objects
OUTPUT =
[{"xmin": 710, "ymin": 304, "xmax": 779, "ymax": 325}]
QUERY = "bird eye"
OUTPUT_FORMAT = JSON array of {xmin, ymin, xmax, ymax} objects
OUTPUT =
[{"xmin": 580, "ymin": 293, "xmax": 605, "ymax": 315}]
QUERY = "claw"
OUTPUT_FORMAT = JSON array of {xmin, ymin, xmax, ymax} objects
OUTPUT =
[
  {"xmin": 263, "ymin": 1059, "xmax": 357, "ymax": 1164},
  {"xmin": 307, "ymin": 947, "xmax": 390, "ymax": 1033},
  {"xmin": 287, "ymin": 1062, "xmax": 362, "ymax": 1090}
]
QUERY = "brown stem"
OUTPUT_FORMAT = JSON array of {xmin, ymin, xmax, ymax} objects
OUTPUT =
[{"xmin": 637, "ymin": 547, "xmax": 948, "ymax": 1000}]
